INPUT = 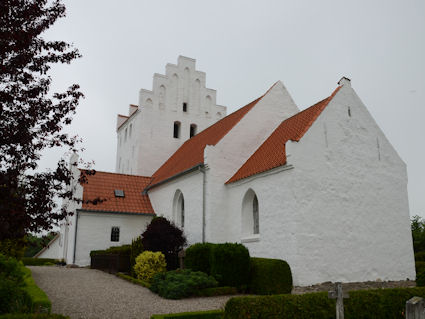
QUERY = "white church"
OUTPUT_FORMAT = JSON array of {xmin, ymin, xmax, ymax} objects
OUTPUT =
[{"xmin": 41, "ymin": 56, "xmax": 415, "ymax": 286}]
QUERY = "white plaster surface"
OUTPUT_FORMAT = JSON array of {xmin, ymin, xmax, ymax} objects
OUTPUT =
[
  {"xmin": 74, "ymin": 211, "xmax": 152, "ymax": 266},
  {"xmin": 36, "ymin": 235, "xmax": 61, "ymax": 259},
  {"xmin": 115, "ymin": 56, "xmax": 227, "ymax": 176}
]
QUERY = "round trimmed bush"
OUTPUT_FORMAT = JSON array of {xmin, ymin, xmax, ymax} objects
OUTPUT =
[
  {"xmin": 249, "ymin": 257, "xmax": 293, "ymax": 295},
  {"xmin": 184, "ymin": 243, "xmax": 215, "ymax": 275},
  {"xmin": 133, "ymin": 251, "xmax": 166, "ymax": 283}
]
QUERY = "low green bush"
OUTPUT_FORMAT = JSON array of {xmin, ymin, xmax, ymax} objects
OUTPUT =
[
  {"xmin": 210, "ymin": 243, "xmax": 250, "ymax": 288},
  {"xmin": 0, "ymin": 253, "xmax": 29, "ymax": 314},
  {"xmin": 249, "ymin": 257, "xmax": 292, "ymax": 295},
  {"xmin": 89, "ymin": 244, "xmax": 131, "ymax": 257},
  {"xmin": 21, "ymin": 258, "xmax": 59, "ymax": 266},
  {"xmin": 415, "ymin": 251, "xmax": 425, "ymax": 262},
  {"xmin": 417, "ymin": 271, "xmax": 425, "ymax": 287},
  {"xmin": 416, "ymin": 261, "xmax": 425, "ymax": 274},
  {"xmin": 0, "ymin": 314, "xmax": 68, "ymax": 319},
  {"xmin": 116, "ymin": 272, "xmax": 150, "ymax": 288},
  {"xmin": 184, "ymin": 243, "xmax": 215, "ymax": 275},
  {"xmin": 194, "ymin": 286, "xmax": 238, "ymax": 297},
  {"xmin": 224, "ymin": 287, "xmax": 425, "ymax": 319},
  {"xmin": 151, "ymin": 310, "xmax": 223, "ymax": 319},
  {"xmin": 21, "ymin": 267, "xmax": 51, "ymax": 313},
  {"xmin": 130, "ymin": 237, "xmax": 144, "ymax": 277},
  {"xmin": 134, "ymin": 251, "xmax": 166, "ymax": 283},
  {"xmin": 150, "ymin": 269, "xmax": 218, "ymax": 299}
]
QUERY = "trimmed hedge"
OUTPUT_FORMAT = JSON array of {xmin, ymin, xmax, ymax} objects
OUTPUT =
[
  {"xmin": 0, "ymin": 315, "xmax": 68, "ymax": 319},
  {"xmin": 150, "ymin": 269, "xmax": 218, "ymax": 299},
  {"xmin": 22, "ymin": 267, "xmax": 51, "ymax": 313},
  {"xmin": 184, "ymin": 243, "xmax": 215, "ymax": 275},
  {"xmin": 210, "ymin": 243, "xmax": 250, "ymax": 288},
  {"xmin": 415, "ymin": 251, "xmax": 425, "ymax": 262},
  {"xmin": 249, "ymin": 257, "xmax": 292, "ymax": 295},
  {"xmin": 89, "ymin": 244, "xmax": 131, "ymax": 257},
  {"xmin": 224, "ymin": 287, "xmax": 425, "ymax": 319},
  {"xmin": 116, "ymin": 272, "xmax": 150, "ymax": 288},
  {"xmin": 151, "ymin": 310, "xmax": 223, "ymax": 319},
  {"xmin": 416, "ymin": 261, "xmax": 425, "ymax": 274},
  {"xmin": 21, "ymin": 258, "xmax": 59, "ymax": 266}
]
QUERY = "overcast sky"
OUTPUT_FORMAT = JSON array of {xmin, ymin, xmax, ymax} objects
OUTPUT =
[{"xmin": 40, "ymin": 0, "xmax": 425, "ymax": 217}]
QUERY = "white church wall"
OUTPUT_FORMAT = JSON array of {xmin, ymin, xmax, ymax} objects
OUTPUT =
[
  {"xmin": 203, "ymin": 81, "xmax": 299, "ymax": 243},
  {"xmin": 74, "ymin": 211, "xmax": 153, "ymax": 266},
  {"xmin": 148, "ymin": 171, "xmax": 204, "ymax": 245},
  {"xmin": 225, "ymin": 82, "xmax": 414, "ymax": 286},
  {"xmin": 37, "ymin": 235, "xmax": 61, "ymax": 259},
  {"xmin": 116, "ymin": 56, "xmax": 227, "ymax": 176}
]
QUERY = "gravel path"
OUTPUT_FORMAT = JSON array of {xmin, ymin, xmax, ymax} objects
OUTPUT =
[{"xmin": 29, "ymin": 266, "xmax": 235, "ymax": 319}]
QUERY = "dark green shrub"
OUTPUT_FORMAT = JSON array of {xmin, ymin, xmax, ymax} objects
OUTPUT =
[
  {"xmin": 417, "ymin": 271, "xmax": 425, "ymax": 286},
  {"xmin": 415, "ymin": 251, "xmax": 425, "ymax": 262},
  {"xmin": 142, "ymin": 217, "xmax": 187, "ymax": 270},
  {"xmin": 249, "ymin": 257, "xmax": 292, "ymax": 295},
  {"xmin": 150, "ymin": 269, "xmax": 217, "ymax": 299},
  {"xmin": 224, "ymin": 287, "xmax": 425, "ymax": 319},
  {"xmin": 0, "ymin": 253, "xmax": 29, "ymax": 314},
  {"xmin": 0, "ymin": 238, "xmax": 27, "ymax": 259},
  {"xmin": 150, "ymin": 310, "xmax": 223, "ymax": 319},
  {"xmin": 416, "ymin": 261, "xmax": 425, "ymax": 274},
  {"xmin": 21, "ymin": 258, "xmax": 59, "ymax": 266},
  {"xmin": 89, "ymin": 244, "xmax": 131, "ymax": 257},
  {"xmin": 210, "ymin": 243, "xmax": 250, "ymax": 287},
  {"xmin": 21, "ymin": 267, "xmax": 51, "ymax": 313},
  {"xmin": 194, "ymin": 286, "xmax": 238, "ymax": 297},
  {"xmin": 130, "ymin": 236, "xmax": 144, "ymax": 277},
  {"xmin": 184, "ymin": 243, "xmax": 215, "ymax": 275}
]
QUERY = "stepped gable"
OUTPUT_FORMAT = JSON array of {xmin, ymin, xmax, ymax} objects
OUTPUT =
[
  {"xmin": 226, "ymin": 86, "xmax": 341, "ymax": 184},
  {"xmin": 81, "ymin": 170, "xmax": 154, "ymax": 214}
]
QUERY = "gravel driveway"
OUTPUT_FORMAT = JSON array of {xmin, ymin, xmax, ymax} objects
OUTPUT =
[{"xmin": 29, "ymin": 266, "xmax": 235, "ymax": 319}]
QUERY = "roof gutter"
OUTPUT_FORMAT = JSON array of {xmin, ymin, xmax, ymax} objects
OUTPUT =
[{"xmin": 143, "ymin": 163, "xmax": 204, "ymax": 194}]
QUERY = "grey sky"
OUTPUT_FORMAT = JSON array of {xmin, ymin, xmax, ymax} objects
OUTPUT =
[{"xmin": 39, "ymin": 0, "xmax": 425, "ymax": 217}]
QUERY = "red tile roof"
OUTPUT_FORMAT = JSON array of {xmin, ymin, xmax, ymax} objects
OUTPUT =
[
  {"xmin": 226, "ymin": 86, "xmax": 341, "ymax": 184},
  {"xmin": 150, "ymin": 95, "xmax": 265, "ymax": 186},
  {"xmin": 81, "ymin": 171, "xmax": 154, "ymax": 214}
]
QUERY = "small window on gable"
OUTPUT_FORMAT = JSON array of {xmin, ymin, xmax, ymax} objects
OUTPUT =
[
  {"xmin": 183, "ymin": 102, "xmax": 187, "ymax": 112},
  {"xmin": 114, "ymin": 189, "xmax": 125, "ymax": 197},
  {"xmin": 173, "ymin": 121, "xmax": 181, "ymax": 138},
  {"xmin": 111, "ymin": 227, "xmax": 120, "ymax": 242},
  {"xmin": 124, "ymin": 128, "xmax": 128, "ymax": 142},
  {"xmin": 190, "ymin": 124, "xmax": 197, "ymax": 138},
  {"xmin": 129, "ymin": 124, "xmax": 132, "ymax": 138}
]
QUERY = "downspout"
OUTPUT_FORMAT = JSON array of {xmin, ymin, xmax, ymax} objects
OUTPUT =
[
  {"xmin": 72, "ymin": 210, "xmax": 79, "ymax": 265},
  {"xmin": 199, "ymin": 166, "xmax": 207, "ymax": 243}
]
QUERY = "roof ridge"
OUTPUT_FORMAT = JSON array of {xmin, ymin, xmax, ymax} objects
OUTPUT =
[
  {"xmin": 226, "ymin": 86, "xmax": 341, "ymax": 184},
  {"xmin": 78, "ymin": 169, "xmax": 152, "ymax": 179}
]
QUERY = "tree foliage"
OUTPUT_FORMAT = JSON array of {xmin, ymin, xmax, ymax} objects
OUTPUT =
[
  {"xmin": 141, "ymin": 217, "xmax": 187, "ymax": 270},
  {"xmin": 411, "ymin": 215, "xmax": 425, "ymax": 253},
  {"xmin": 0, "ymin": 0, "xmax": 92, "ymax": 242}
]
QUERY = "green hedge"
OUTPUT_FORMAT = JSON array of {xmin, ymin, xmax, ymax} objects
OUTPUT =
[
  {"xmin": 89, "ymin": 244, "xmax": 131, "ymax": 257},
  {"xmin": 416, "ymin": 261, "xmax": 425, "ymax": 274},
  {"xmin": 210, "ymin": 243, "xmax": 250, "ymax": 288},
  {"xmin": 415, "ymin": 251, "xmax": 425, "ymax": 262},
  {"xmin": 194, "ymin": 286, "xmax": 238, "ymax": 297},
  {"xmin": 249, "ymin": 257, "xmax": 292, "ymax": 295},
  {"xmin": 151, "ymin": 310, "xmax": 223, "ymax": 319},
  {"xmin": 184, "ymin": 243, "xmax": 215, "ymax": 275},
  {"xmin": 0, "ymin": 314, "xmax": 68, "ymax": 319},
  {"xmin": 116, "ymin": 272, "xmax": 150, "ymax": 288},
  {"xmin": 21, "ymin": 258, "xmax": 59, "ymax": 266},
  {"xmin": 22, "ymin": 267, "xmax": 51, "ymax": 314},
  {"xmin": 224, "ymin": 287, "xmax": 425, "ymax": 319}
]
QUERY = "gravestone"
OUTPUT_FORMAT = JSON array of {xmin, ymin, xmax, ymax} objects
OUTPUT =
[
  {"xmin": 406, "ymin": 296, "xmax": 425, "ymax": 319},
  {"xmin": 328, "ymin": 282, "xmax": 349, "ymax": 319}
]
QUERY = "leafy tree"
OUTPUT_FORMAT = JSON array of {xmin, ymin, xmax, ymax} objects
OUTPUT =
[
  {"xmin": 141, "ymin": 217, "xmax": 187, "ymax": 270},
  {"xmin": 0, "ymin": 0, "xmax": 94, "ymax": 245},
  {"xmin": 411, "ymin": 215, "xmax": 425, "ymax": 253}
]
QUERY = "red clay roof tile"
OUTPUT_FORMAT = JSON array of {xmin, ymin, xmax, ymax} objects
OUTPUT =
[
  {"xmin": 226, "ymin": 86, "xmax": 341, "ymax": 184},
  {"xmin": 81, "ymin": 171, "xmax": 154, "ymax": 214},
  {"xmin": 150, "ymin": 94, "xmax": 266, "ymax": 186}
]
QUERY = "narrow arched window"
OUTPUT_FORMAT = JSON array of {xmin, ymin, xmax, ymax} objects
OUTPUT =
[
  {"xmin": 183, "ymin": 102, "xmax": 188, "ymax": 112},
  {"xmin": 173, "ymin": 121, "xmax": 181, "ymax": 138},
  {"xmin": 253, "ymin": 195, "xmax": 259, "ymax": 234},
  {"xmin": 242, "ymin": 189, "xmax": 260, "ymax": 237},
  {"xmin": 190, "ymin": 124, "xmax": 197, "ymax": 138},
  {"xmin": 173, "ymin": 190, "xmax": 185, "ymax": 228}
]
